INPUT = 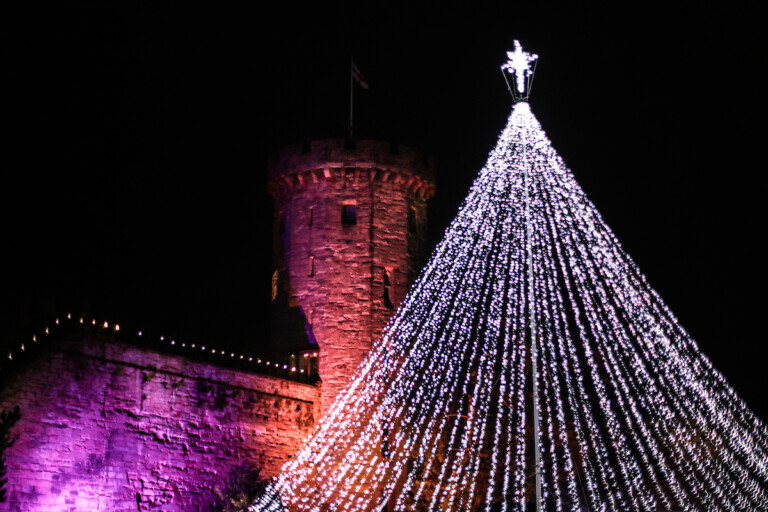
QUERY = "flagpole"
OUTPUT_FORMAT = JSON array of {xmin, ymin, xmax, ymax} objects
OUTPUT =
[{"xmin": 349, "ymin": 57, "xmax": 354, "ymax": 140}]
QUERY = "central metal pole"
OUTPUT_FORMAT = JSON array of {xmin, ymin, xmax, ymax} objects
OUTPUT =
[{"xmin": 522, "ymin": 108, "xmax": 543, "ymax": 512}]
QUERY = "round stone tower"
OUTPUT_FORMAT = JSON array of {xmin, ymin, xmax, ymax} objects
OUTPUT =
[{"xmin": 267, "ymin": 139, "xmax": 436, "ymax": 413}]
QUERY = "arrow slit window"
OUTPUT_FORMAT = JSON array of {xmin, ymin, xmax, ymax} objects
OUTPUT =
[{"xmin": 341, "ymin": 201, "xmax": 357, "ymax": 225}]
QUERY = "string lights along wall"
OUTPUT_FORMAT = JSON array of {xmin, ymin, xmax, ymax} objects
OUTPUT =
[
  {"xmin": 248, "ymin": 41, "xmax": 768, "ymax": 511},
  {"xmin": 0, "ymin": 313, "xmax": 313, "ymax": 381}
]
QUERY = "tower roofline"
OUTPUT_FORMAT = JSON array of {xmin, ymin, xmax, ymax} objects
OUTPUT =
[{"xmin": 267, "ymin": 138, "xmax": 436, "ymax": 200}]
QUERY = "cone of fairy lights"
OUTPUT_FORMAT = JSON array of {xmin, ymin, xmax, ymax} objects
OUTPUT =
[{"xmin": 250, "ymin": 41, "xmax": 768, "ymax": 512}]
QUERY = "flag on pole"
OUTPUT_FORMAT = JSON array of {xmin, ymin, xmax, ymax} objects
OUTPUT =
[{"xmin": 351, "ymin": 61, "xmax": 370, "ymax": 90}]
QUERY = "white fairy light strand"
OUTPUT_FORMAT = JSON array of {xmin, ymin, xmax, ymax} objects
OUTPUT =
[
  {"xmin": 0, "ymin": 314, "xmax": 305, "ymax": 382},
  {"xmin": 250, "ymin": 100, "xmax": 768, "ymax": 511}
]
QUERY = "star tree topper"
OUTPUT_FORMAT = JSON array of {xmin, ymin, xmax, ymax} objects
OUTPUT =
[{"xmin": 501, "ymin": 40, "xmax": 538, "ymax": 97}]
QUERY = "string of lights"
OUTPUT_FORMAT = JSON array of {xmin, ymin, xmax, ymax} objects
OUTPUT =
[
  {"xmin": 0, "ymin": 313, "xmax": 312, "ymax": 381},
  {"xmin": 249, "ymin": 44, "xmax": 768, "ymax": 511}
]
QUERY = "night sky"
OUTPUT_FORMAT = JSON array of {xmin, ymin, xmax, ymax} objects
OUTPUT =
[{"xmin": 3, "ymin": 4, "xmax": 766, "ymax": 418}]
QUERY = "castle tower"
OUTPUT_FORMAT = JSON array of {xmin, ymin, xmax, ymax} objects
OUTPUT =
[{"xmin": 268, "ymin": 139, "xmax": 436, "ymax": 413}]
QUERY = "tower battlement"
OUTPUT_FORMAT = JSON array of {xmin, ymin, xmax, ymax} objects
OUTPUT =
[{"xmin": 267, "ymin": 139, "xmax": 435, "ymax": 200}]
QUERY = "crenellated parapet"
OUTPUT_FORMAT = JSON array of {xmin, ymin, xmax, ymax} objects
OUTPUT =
[{"xmin": 267, "ymin": 139, "xmax": 436, "ymax": 200}]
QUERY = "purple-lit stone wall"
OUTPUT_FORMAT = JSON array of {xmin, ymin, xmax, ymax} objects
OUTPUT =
[{"xmin": 0, "ymin": 337, "xmax": 320, "ymax": 511}]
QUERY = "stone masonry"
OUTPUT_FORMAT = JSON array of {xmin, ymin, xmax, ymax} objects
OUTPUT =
[
  {"xmin": 0, "ymin": 334, "xmax": 320, "ymax": 511},
  {"xmin": 0, "ymin": 138, "xmax": 435, "ymax": 511},
  {"xmin": 268, "ymin": 139, "xmax": 436, "ymax": 413}
]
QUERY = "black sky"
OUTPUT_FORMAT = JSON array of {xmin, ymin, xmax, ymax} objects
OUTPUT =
[{"xmin": 3, "ymin": 3, "xmax": 766, "ymax": 417}]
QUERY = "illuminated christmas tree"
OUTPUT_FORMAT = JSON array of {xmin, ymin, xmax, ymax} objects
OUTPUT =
[{"xmin": 251, "ymin": 42, "xmax": 768, "ymax": 512}]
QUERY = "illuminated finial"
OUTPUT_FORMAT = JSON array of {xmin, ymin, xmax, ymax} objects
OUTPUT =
[{"xmin": 501, "ymin": 40, "xmax": 538, "ymax": 101}]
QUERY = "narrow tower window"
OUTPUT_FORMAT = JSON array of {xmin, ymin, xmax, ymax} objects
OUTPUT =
[
  {"xmin": 408, "ymin": 205, "xmax": 417, "ymax": 234},
  {"xmin": 384, "ymin": 269, "xmax": 394, "ymax": 309},
  {"xmin": 271, "ymin": 270, "xmax": 278, "ymax": 302},
  {"xmin": 308, "ymin": 206, "xmax": 314, "ymax": 227},
  {"xmin": 309, "ymin": 256, "xmax": 315, "ymax": 277},
  {"xmin": 342, "ymin": 201, "xmax": 357, "ymax": 225}
]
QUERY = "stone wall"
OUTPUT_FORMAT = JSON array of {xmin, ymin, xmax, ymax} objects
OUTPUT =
[
  {"xmin": 268, "ymin": 139, "xmax": 435, "ymax": 414},
  {"xmin": 0, "ymin": 335, "xmax": 320, "ymax": 512}
]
